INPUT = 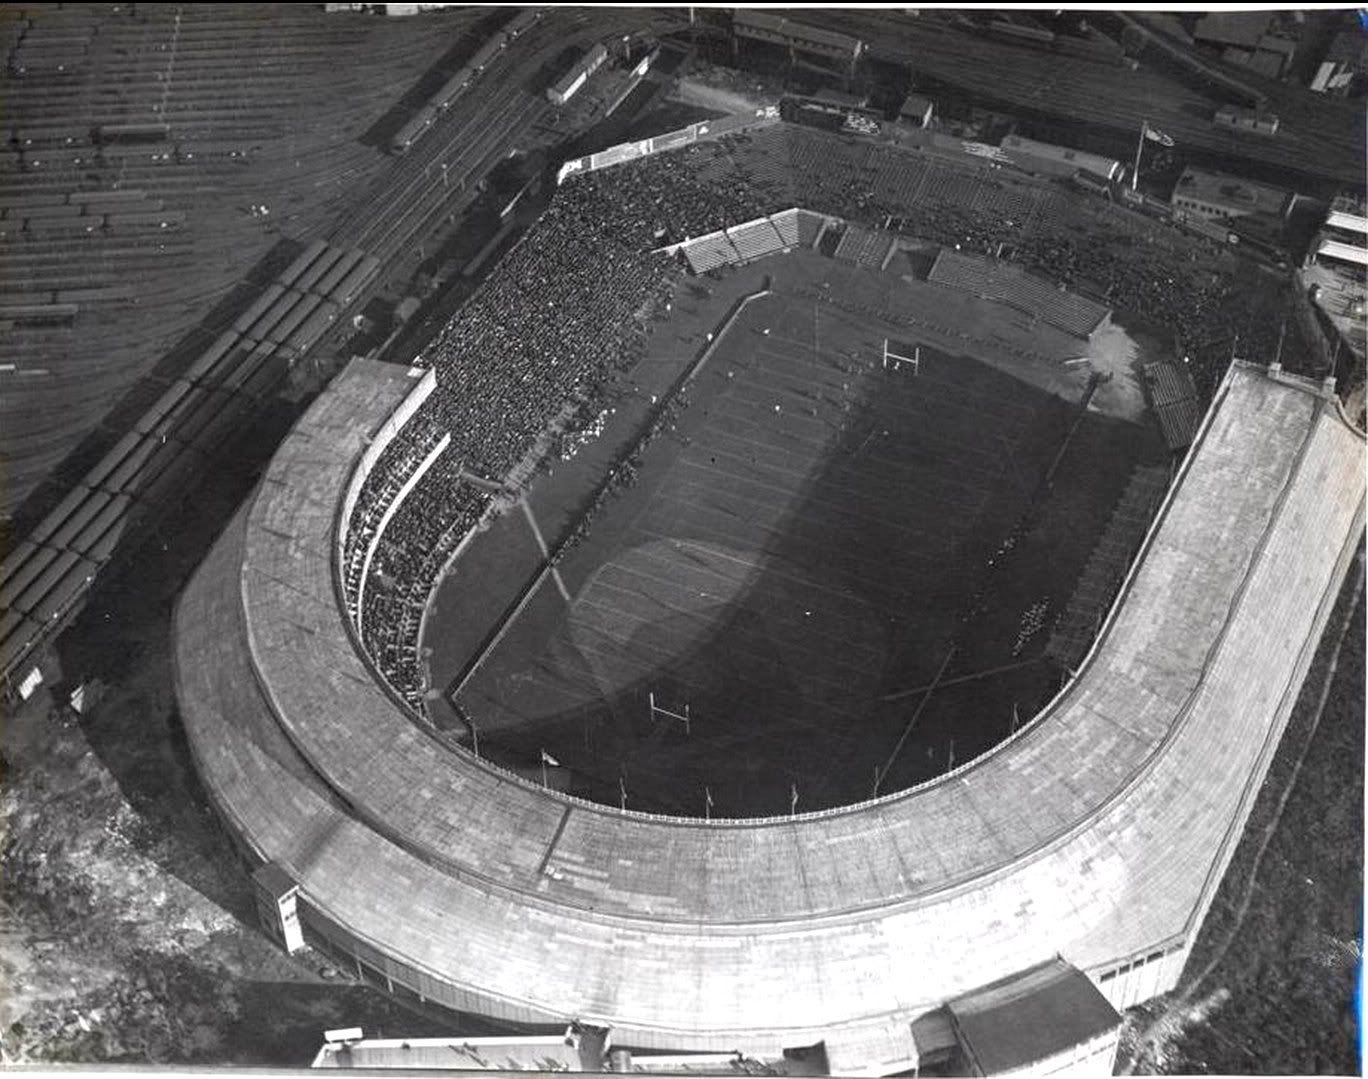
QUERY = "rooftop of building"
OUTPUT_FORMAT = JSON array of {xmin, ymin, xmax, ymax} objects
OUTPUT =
[
  {"xmin": 1172, "ymin": 166, "xmax": 1290, "ymax": 217},
  {"xmin": 948, "ymin": 958, "xmax": 1120, "ymax": 1075}
]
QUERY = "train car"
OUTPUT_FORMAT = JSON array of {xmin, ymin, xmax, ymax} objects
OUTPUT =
[
  {"xmin": 0, "ymin": 544, "xmax": 57, "ymax": 612},
  {"xmin": 0, "ymin": 539, "xmax": 42, "ymax": 591},
  {"xmin": 104, "ymin": 435, "xmax": 164, "ymax": 497},
  {"xmin": 265, "ymin": 292, "xmax": 323, "ymax": 349},
  {"xmin": 232, "ymin": 283, "xmax": 287, "ymax": 337},
  {"xmin": 0, "ymin": 612, "xmax": 44, "ymax": 678},
  {"xmin": 29, "ymin": 482, "xmax": 99, "ymax": 546},
  {"xmin": 332, "ymin": 255, "xmax": 380, "ymax": 308},
  {"xmin": 0, "ymin": 191, "xmax": 70, "ymax": 210},
  {"xmin": 10, "ymin": 547, "xmax": 86, "ymax": 617},
  {"xmin": 433, "ymin": 67, "xmax": 475, "ymax": 112},
  {"xmin": 504, "ymin": 8, "xmax": 540, "ymax": 39},
  {"xmin": 24, "ymin": 218, "xmax": 97, "ymax": 238},
  {"xmin": 283, "ymin": 300, "xmax": 341, "ymax": 357},
  {"xmin": 1213, "ymin": 104, "xmax": 1279, "ymax": 136},
  {"xmin": 71, "ymin": 493, "xmax": 133, "ymax": 560},
  {"xmin": 176, "ymin": 389, "xmax": 252, "ymax": 455},
  {"xmin": 277, "ymin": 239, "xmax": 330, "ymax": 289},
  {"xmin": 0, "ymin": 302, "xmax": 77, "ymax": 325},
  {"xmin": 391, "ymin": 104, "xmax": 440, "ymax": 155},
  {"xmin": 103, "ymin": 209, "xmax": 186, "ymax": 230},
  {"xmin": 988, "ymin": 18, "xmax": 1056, "ymax": 46},
  {"xmin": 46, "ymin": 489, "xmax": 113, "ymax": 551},
  {"xmin": 94, "ymin": 122, "xmax": 171, "ymax": 145},
  {"xmin": 218, "ymin": 342, "xmax": 279, "ymax": 399},
  {"xmin": 312, "ymin": 249, "xmax": 366, "ymax": 300},
  {"xmin": 27, "ymin": 556, "xmax": 96, "ymax": 625},
  {"xmin": 181, "ymin": 329, "xmax": 243, "ymax": 384},
  {"xmin": 134, "ymin": 379, "xmax": 194, "ymax": 436},
  {"xmin": 68, "ymin": 188, "xmax": 149, "ymax": 207},
  {"xmin": 82, "ymin": 431, "xmax": 142, "ymax": 492},
  {"xmin": 294, "ymin": 247, "xmax": 347, "ymax": 295},
  {"xmin": 243, "ymin": 288, "xmax": 306, "ymax": 345},
  {"xmin": 467, "ymin": 32, "xmax": 507, "ymax": 73}
]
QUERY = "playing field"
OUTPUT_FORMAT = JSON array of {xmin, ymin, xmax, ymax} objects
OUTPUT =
[{"xmin": 428, "ymin": 254, "xmax": 1166, "ymax": 817}]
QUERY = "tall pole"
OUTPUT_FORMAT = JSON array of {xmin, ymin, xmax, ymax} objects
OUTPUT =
[{"xmin": 1132, "ymin": 120, "xmax": 1146, "ymax": 192}]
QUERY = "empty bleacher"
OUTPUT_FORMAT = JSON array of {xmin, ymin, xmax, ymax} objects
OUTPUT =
[
  {"xmin": 1143, "ymin": 361, "xmax": 1204, "ymax": 452},
  {"xmin": 682, "ymin": 230, "xmax": 741, "ymax": 274},
  {"xmin": 834, "ymin": 223, "xmax": 894, "ymax": 269},
  {"xmin": 725, "ymin": 218, "xmax": 785, "ymax": 263}
]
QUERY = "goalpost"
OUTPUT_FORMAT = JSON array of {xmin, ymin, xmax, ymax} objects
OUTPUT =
[
  {"xmin": 648, "ymin": 690, "xmax": 691, "ymax": 735},
  {"xmin": 883, "ymin": 338, "xmax": 920, "ymax": 374}
]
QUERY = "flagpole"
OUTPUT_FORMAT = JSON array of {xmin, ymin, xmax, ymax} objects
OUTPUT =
[
  {"xmin": 541, "ymin": 755, "xmax": 547, "ymax": 789},
  {"xmin": 1132, "ymin": 119, "xmax": 1146, "ymax": 191}
]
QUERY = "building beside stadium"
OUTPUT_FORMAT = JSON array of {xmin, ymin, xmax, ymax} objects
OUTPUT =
[
  {"xmin": 732, "ymin": 9, "xmax": 862, "ymax": 70},
  {"xmin": 997, "ymin": 134, "xmax": 1124, "ymax": 184},
  {"xmin": 174, "ymin": 339, "xmax": 1363, "ymax": 1075},
  {"xmin": 1168, "ymin": 165, "xmax": 1291, "ymax": 224}
]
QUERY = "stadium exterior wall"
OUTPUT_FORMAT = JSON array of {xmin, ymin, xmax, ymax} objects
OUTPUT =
[{"xmin": 174, "ymin": 354, "xmax": 1365, "ymax": 1072}]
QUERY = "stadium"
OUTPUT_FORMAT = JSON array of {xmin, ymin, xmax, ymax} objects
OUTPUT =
[{"xmin": 173, "ymin": 116, "xmax": 1364, "ymax": 1075}]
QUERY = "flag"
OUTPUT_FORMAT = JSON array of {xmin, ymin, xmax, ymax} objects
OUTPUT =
[
  {"xmin": 790, "ymin": 783, "xmax": 799, "ymax": 812},
  {"xmin": 541, "ymin": 749, "xmax": 560, "ymax": 767},
  {"xmin": 705, "ymin": 787, "xmax": 714, "ymax": 808},
  {"xmin": 1143, "ymin": 122, "xmax": 1174, "ymax": 147}
]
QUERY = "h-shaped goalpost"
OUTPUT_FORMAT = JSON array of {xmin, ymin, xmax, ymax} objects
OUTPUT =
[
  {"xmin": 883, "ymin": 338, "xmax": 920, "ymax": 374},
  {"xmin": 649, "ymin": 691, "xmax": 691, "ymax": 734}
]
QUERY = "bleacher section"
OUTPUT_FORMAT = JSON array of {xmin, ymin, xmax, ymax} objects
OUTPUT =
[
  {"xmin": 726, "ymin": 218, "xmax": 786, "ymax": 262},
  {"xmin": 833, "ymin": 223, "xmax": 894, "ymax": 269},
  {"xmin": 682, "ymin": 229, "xmax": 741, "ymax": 274},
  {"xmin": 1045, "ymin": 465, "xmax": 1172, "ymax": 671},
  {"xmin": 674, "ymin": 209, "xmax": 834, "ymax": 274},
  {"xmin": 771, "ymin": 208, "xmax": 801, "ymax": 247},
  {"xmin": 1142, "ymin": 360, "xmax": 1204, "ymax": 451},
  {"xmin": 928, "ymin": 249, "xmax": 1111, "ymax": 339},
  {"xmin": 0, "ymin": 238, "xmax": 380, "ymax": 684}
]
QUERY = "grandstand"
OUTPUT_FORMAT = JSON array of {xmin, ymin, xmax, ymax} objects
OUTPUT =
[
  {"xmin": 928, "ymin": 249, "xmax": 1111, "ymax": 340},
  {"xmin": 833, "ymin": 223, "xmax": 895, "ymax": 269},
  {"xmin": 1142, "ymin": 360, "xmax": 1204, "ymax": 452}
]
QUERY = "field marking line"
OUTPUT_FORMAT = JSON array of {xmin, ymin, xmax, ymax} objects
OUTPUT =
[
  {"xmin": 520, "ymin": 499, "xmax": 571, "ymax": 604},
  {"xmin": 875, "ymin": 646, "xmax": 958, "ymax": 794}
]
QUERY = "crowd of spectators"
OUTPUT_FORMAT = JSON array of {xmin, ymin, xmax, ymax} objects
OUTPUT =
[
  {"xmin": 344, "ymin": 119, "xmax": 1314, "ymax": 715},
  {"xmin": 344, "ymin": 193, "xmax": 676, "ymax": 711}
]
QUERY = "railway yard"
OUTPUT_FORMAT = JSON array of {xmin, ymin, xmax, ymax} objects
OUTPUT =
[{"xmin": 1, "ymin": 5, "xmax": 1363, "ymax": 1073}]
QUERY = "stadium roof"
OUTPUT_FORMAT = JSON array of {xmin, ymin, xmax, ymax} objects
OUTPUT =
[
  {"xmin": 1173, "ymin": 166, "xmax": 1290, "ymax": 218},
  {"xmin": 175, "ymin": 358, "xmax": 1364, "ymax": 1068}
]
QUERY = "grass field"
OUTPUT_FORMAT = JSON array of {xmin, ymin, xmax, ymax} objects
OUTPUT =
[{"xmin": 429, "ymin": 251, "xmax": 1168, "ymax": 817}]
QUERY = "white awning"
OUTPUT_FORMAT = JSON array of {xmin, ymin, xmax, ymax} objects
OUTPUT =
[{"xmin": 1318, "ymin": 238, "xmax": 1368, "ymax": 267}]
